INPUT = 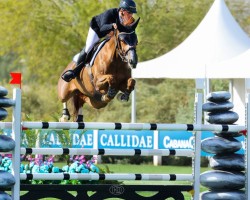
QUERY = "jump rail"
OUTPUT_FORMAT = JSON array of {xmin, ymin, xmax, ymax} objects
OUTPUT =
[
  {"xmin": 0, "ymin": 121, "xmax": 245, "ymax": 132},
  {"xmin": 20, "ymin": 148, "xmax": 193, "ymax": 157},
  {"xmin": 20, "ymin": 173, "xmax": 193, "ymax": 181},
  {"xmin": 20, "ymin": 121, "xmax": 245, "ymax": 132}
]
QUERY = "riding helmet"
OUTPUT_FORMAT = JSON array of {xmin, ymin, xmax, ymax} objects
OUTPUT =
[{"xmin": 119, "ymin": 0, "xmax": 137, "ymax": 13}]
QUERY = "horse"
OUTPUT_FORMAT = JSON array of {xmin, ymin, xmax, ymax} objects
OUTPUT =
[{"xmin": 57, "ymin": 18, "xmax": 140, "ymax": 122}]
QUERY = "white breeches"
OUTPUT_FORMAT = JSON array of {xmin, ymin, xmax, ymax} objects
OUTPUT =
[
  {"xmin": 73, "ymin": 27, "xmax": 100, "ymax": 62},
  {"xmin": 85, "ymin": 27, "xmax": 100, "ymax": 53}
]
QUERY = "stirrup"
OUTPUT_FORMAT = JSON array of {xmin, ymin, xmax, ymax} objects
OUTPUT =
[{"xmin": 61, "ymin": 70, "xmax": 75, "ymax": 82}]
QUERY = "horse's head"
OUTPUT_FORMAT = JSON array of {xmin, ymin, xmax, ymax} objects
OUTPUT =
[{"xmin": 115, "ymin": 18, "xmax": 140, "ymax": 69}]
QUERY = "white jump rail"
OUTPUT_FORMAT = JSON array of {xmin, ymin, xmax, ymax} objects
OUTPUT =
[
  {"xmin": 20, "ymin": 173, "xmax": 193, "ymax": 181},
  {"xmin": 19, "ymin": 148, "xmax": 193, "ymax": 157},
  {"xmin": 0, "ymin": 121, "xmax": 245, "ymax": 132},
  {"xmin": 20, "ymin": 121, "xmax": 245, "ymax": 132}
]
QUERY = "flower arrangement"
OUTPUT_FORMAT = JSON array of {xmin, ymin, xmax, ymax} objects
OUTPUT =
[
  {"xmin": 0, "ymin": 155, "xmax": 12, "ymax": 173},
  {"xmin": 1, "ymin": 154, "xmax": 102, "ymax": 184}
]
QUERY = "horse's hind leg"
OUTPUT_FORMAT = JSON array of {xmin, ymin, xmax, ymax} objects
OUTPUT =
[
  {"xmin": 76, "ymin": 107, "xmax": 84, "ymax": 122},
  {"xmin": 58, "ymin": 67, "xmax": 76, "ymax": 122},
  {"xmin": 60, "ymin": 94, "xmax": 84, "ymax": 122},
  {"xmin": 71, "ymin": 93, "xmax": 85, "ymax": 122},
  {"xmin": 59, "ymin": 102, "xmax": 71, "ymax": 122}
]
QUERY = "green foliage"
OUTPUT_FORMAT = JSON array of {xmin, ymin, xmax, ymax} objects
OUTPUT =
[
  {"xmin": 136, "ymin": 0, "xmax": 214, "ymax": 61},
  {"xmin": 162, "ymin": 156, "xmax": 192, "ymax": 166},
  {"xmin": 136, "ymin": 79, "xmax": 195, "ymax": 123},
  {"xmin": 210, "ymin": 79, "xmax": 230, "ymax": 91}
]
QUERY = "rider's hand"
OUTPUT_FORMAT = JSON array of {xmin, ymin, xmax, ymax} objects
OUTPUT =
[
  {"xmin": 113, "ymin": 23, "xmax": 117, "ymax": 30},
  {"xmin": 107, "ymin": 31, "xmax": 114, "ymax": 37}
]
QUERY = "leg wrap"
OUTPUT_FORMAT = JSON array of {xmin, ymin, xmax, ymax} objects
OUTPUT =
[
  {"xmin": 122, "ymin": 91, "xmax": 130, "ymax": 101},
  {"xmin": 62, "ymin": 108, "xmax": 70, "ymax": 120},
  {"xmin": 76, "ymin": 115, "xmax": 83, "ymax": 122},
  {"xmin": 117, "ymin": 91, "xmax": 130, "ymax": 102},
  {"xmin": 107, "ymin": 87, "xmax": 117, "ymax": 98}
]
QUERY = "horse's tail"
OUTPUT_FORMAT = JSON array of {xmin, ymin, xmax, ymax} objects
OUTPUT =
[{"xmin": 68, "ymin": 92, "xmax": 82, "ymax": 122}]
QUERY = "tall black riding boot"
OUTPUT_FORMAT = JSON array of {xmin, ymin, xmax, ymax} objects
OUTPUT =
[{"xmin": 61, "ymin": 50, "xmax": 87, "ymax": 82}]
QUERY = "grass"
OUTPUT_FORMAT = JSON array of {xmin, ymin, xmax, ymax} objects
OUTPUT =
[{"xmin": 18, "ymin": 163, "xmax": 210, "ymax": 200}]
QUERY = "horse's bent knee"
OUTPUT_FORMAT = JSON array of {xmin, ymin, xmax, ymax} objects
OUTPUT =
[
  {"xmin": 127, "ymin": 78, "xmax": 136, "ymax": 91},
  {"xmin": 129, "ymin": 78, "xmax": 136, "ymax": 86}
]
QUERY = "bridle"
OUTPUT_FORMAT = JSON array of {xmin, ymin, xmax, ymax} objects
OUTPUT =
[{"xmin": 114, "ymin": 29, "xmax": 137, "ymax": 62}]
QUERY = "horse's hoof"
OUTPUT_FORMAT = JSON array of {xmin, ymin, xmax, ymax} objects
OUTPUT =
[
  {"xmin": 59, "ymin": 115, "xmax": 70, "ymax": 122},
  {"xmin": 101, "ymin": 95, "xmax": 112, "ymax": 103},
  {"xmin": 117, "ymin": 93, "xmax": 129, "ymax": 102}
]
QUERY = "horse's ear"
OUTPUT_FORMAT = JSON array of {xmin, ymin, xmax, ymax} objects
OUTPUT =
[{"xmin": 130, "ymin": 17, "xmax": 140, "ymax": 30}]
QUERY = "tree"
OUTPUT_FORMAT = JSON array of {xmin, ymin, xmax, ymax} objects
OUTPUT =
[{"xmin": 0, "ymin": 0, "xmax": 215, "ymax": 83}]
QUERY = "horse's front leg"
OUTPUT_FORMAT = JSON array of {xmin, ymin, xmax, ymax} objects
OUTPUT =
[
  {"xmin": 95, "ymin": 75, "xmax": 118, "ymax": 102},
  {"xmin": 117, "ymin": 78, "xmax": 136, "ymax": 102}
]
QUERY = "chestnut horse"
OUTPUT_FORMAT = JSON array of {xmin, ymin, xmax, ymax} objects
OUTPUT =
[{"xmin": 57, "ymin": 19, "xmax": 140, "ymax": 122}]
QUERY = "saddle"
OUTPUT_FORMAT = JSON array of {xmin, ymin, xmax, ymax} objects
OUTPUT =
[{"xmin": 85, "ymin": 37, "xmax": 110, "ymax": 67}]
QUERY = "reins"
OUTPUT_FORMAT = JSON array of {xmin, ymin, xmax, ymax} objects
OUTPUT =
[{"xmin": 114, "ymin": 29, "xmax": 133, "ymax": 62}]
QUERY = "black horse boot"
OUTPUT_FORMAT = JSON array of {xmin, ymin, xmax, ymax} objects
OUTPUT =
[{"xmin": 61, "ymin": 50, "xmax": 87, "ymax": 82}]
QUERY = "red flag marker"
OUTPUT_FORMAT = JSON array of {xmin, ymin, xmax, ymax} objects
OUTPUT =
[
  {"xmin": 10, "ymin": 72, "xmax": 22, "ymax": 89},
  {"xmin": 239, "ymin": 129, "xmax": 247, "ymax": 137},
  {"xmin": 22, "ymin": 126, "xmax": 28, "ymax": 131}
]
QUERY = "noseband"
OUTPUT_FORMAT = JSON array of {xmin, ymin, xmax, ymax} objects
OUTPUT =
[{"xmin": 114, "ymin": 30, "xmax": 137, "ymax": 62}]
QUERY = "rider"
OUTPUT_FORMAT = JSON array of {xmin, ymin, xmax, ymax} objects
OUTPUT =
[{"xmin": 61, "ymin": 0, "xmax": 137, "ymax": 82}]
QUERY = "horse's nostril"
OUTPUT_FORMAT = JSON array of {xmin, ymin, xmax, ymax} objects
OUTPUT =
[{"xmin": 130, "ymin": 62, "xmax": 137, "ymax": 69}]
